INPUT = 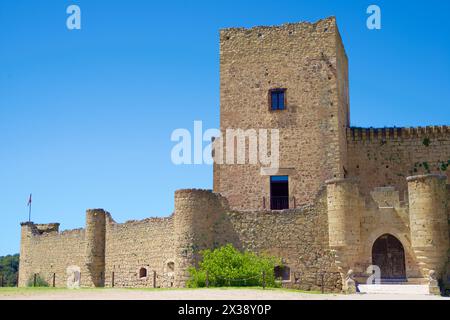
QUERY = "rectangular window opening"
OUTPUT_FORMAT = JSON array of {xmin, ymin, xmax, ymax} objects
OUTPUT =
[
  {"xmin": 270, "ymin": 175, "xmax": 289, "ymax": 210},
  {"xmin": 270, "ymin": 89, "xmax": 286, "ymax": 110}
]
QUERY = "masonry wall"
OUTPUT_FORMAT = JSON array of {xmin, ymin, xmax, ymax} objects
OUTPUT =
[
  {"xmin": 214, "ymin": 17, "xmax": 349, "ymax": 210},
  {"xmin": 19, "ymin": 223, "xmax": 86, "ymax": 287},
  {"xmin": 357, "ymin": 187, "xmax": 422, "ymax": 279},
  {"xmin": 214, "ymin": 188, "xmax": 342, "ymax": 292},
  {"xmin": 347, "ymin": 126, "xmax": 450, "ymax": 197},
  {"xmin": 18, "ymin": 188, "xmax": 342, "ymax": 292},
  {"xmin": 104, "ymin": 215, "xmax": 175, "ymax": 288}
]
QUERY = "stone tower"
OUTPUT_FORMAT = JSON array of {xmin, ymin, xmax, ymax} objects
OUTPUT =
[
  {"xmin": 84, "ymin": 209, "xmax": 106, "ymax": 287},
  {"xmin": 173, "ymin": 189, "xmax": 225, "ymax": 287},
  {"xmin": 407, "ymin": 175, "xmax": 450, "ymax": 279},
  {"xmin": 214, "ymin": 17, "xmax": 350, "ymax": 211},
  {"xmin": 326, "ymin": 178, "xmax": 363, "ymax": 290}
]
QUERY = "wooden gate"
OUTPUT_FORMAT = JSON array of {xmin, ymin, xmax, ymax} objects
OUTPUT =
[{"xmin": 372, "ymin": 234, "xmax": 406, "ymax": 281}]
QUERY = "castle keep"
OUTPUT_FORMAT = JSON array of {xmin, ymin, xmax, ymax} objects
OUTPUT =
[{"xmin": 19, "ymin": 17, "xmax": 450, "ymax": 293}]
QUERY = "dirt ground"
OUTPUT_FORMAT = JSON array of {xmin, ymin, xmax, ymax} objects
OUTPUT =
[{"xmin": 0, "ymin": 288, "xmax": 448, "ymax": 300}]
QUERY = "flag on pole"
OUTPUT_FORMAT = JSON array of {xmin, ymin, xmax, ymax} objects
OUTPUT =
[{"xmin": 27, "ymin": 193, "xmax": 32, "ymax": 222}]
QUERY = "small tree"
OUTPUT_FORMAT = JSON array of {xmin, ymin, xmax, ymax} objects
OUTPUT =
[{"xmin": 187, "ymin": 244, "xmax": 281, "ymax": 288}]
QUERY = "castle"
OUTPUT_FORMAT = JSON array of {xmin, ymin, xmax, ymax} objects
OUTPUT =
[{"xmin": 19, "ymin": 17, "xmax": 450, "ymax": 293}]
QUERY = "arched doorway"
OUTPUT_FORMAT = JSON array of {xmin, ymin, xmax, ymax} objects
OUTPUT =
[{"xmin": 372, "ymin": 234, "xmax": 406, "ymax": 281}]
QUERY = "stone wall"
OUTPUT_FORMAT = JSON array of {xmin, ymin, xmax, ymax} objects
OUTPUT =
[
  {"xmin": 214, "ymin": 187, "xmax": 342, "ymax": 292},
  {"xmin": 324, "ymin": 175, "xmax": 450, "ymax": 284},
  {"xmin": 18, "ymin": 180, "xmax": 449, "ymax": 291},
  {"xmin": 104, "ymin": 215, "xmax": 175, "ymax": 288},
  {"xmin": 19, "ymin": 211, "xmax": 176, "ymax": 288},
  {"xmin": 347, "ymin": 126, "xmax": 450, "ymax": 198},
  {"xmin": 357, "ymin": 186, "xmax": 421, "ymax": 279},
  {"xmin": 18, "ymin": 188, "xmax": 342, "ymax": 292},
  {"xmin": 214, "ymin": 17, "xmax": 349, "ymax": 210},
  {"xmin": 19, "ymin": 223, "xmax": 86, "ymax": 287}
]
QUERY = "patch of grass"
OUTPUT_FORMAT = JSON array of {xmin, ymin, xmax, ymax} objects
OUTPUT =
[
  {"xmin": 0, "ymin": 287, "xmax": 66, "ymax": 296},
  {"xmin": 212, "ymin": 286, "xmax": 323, "ymax": 294},
  {"xmin": 0, "ymin": 286, "xmax": 325, "ymax": 297},
  {"xmin": 123, "ymin": 286, "xmax": 322, "ymax": 294}
]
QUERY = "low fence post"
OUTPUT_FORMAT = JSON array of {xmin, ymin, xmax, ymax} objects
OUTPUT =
[
  {"xmin": 153, "ymin": 271, "xmax": 157, "ymax": 288},
  {"xmin": 16, "ymin": 274, "xmax": 19, "ymax": 287},
  {"xmin": 112, "ymin": 272, "xmax": 115, "ymax": 288},
  {"xmin": 321, "ymin": 272, "xmax": 325, "ymax": 294},
  {"xmin": 52, "ymin": 273, "xmax": 56, "ymax": 288},
  {"xmin": 205, "ymin": 271, "xmax": 209, "ymax": 288},
  {"xmin": 262, "ymin": 271, "xmax": 266, "ymax": 290}
]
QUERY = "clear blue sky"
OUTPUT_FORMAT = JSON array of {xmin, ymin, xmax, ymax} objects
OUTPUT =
[{"xmin": 1, "ymin": 0, "xmax": 449, "ymax": 256}]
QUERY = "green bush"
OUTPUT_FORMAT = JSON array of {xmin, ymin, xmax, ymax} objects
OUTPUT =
[
  {"xmin": 26, "ymin": 274, "xmax": 49, "ymax": 287},
  {"xmin": 187, "ymin": 244, "xmax": 281, "ymax": 288}
]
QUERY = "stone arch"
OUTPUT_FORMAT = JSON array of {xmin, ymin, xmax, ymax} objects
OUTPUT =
[
  {"xmin": 372, "ymin": 234, "xmax": 406, "ymax": 280},
  {"xmin": 364, "ymin": 227, "xmax": 419, "ymax": 279},
  {"xmin": 366, "ymin": 227, "xmax": 413, "ymax": 259}
]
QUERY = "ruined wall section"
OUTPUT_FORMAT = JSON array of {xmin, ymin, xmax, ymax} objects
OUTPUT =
[
  {"xmin": 215, "ymin": 17, "xmax": 349, "ymax": 210},
  {"xmin": 18, "ymin": 223, "xmax": 86, "ymax": 287},
  {"xmin": 347, "ymin": 126, "xmax": 450, "ymax": 198},
  {"xmin": 104, "ymin": 215, "xmax": 175, "ymax": 288}
]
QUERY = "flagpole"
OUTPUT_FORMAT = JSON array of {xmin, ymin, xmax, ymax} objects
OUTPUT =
[{"xmin": 28, "ymin": 193, "xmax": 32, "ymax": 222}]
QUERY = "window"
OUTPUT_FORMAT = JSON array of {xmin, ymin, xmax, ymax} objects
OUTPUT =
[
  {"xmin": 270, "ymin": 176, "xmax": 289, "ymax": 210},
  {"xmin": 274, "ymin": 265, "xmax": 291, "ymax": 281},
  {"xmin": 270, "ymin": 89, "xmax": 286, "ymax": 110},
  {"xmin": 139, "ymin": 267, "xmax": 147, "ymax": 278}
]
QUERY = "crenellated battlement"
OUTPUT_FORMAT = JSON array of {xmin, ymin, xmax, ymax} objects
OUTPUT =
[
  {"xmin": 220, "ymin": 16, "xmax": 337, "ymax": 38},
  {"xmin": 347, "ymin": 126, "xmax": 450, "ymax": 142}
]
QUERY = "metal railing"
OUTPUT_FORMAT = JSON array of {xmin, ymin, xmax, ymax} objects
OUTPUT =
[{"xmin": 270, "ymin": 196, "xmax": 289, "ymax": 210}]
